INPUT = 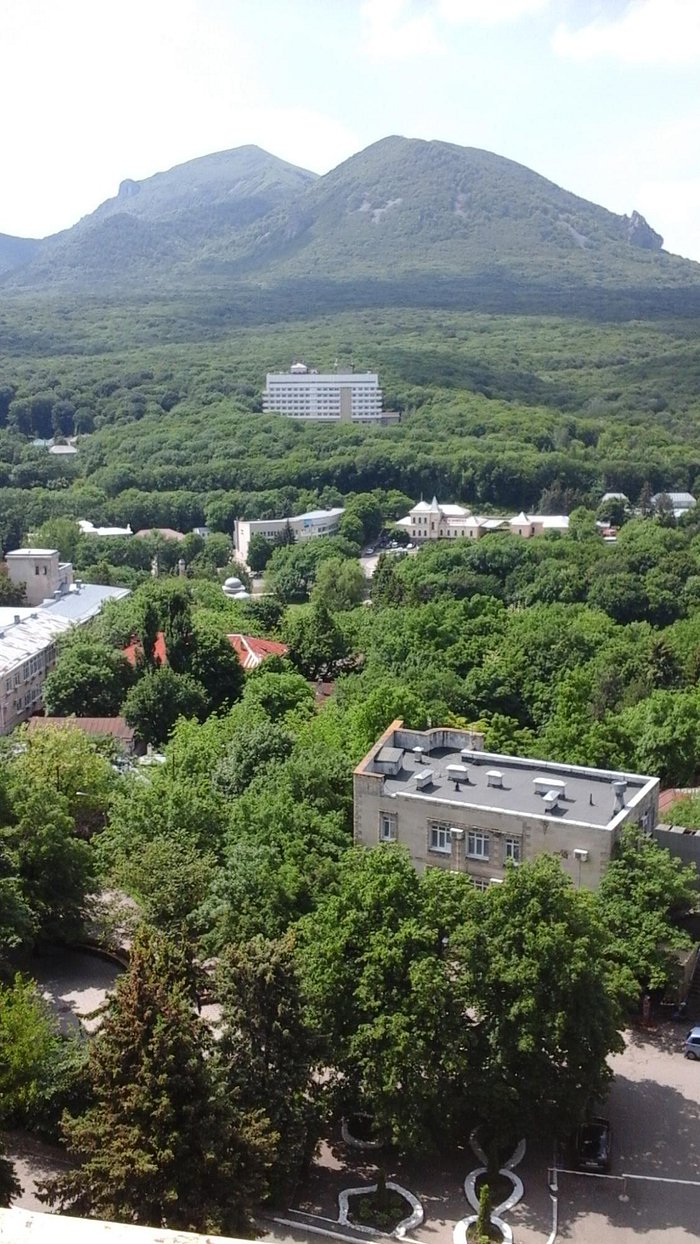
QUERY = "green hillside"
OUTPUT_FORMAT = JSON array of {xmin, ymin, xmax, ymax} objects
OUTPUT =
[
  {"xmin": 4, "ymin": 136, "xmax": 700, "ymax": 318},
  {"xmin": 3, "ymin": 146, "xmax": 317, "ymax": 289}
]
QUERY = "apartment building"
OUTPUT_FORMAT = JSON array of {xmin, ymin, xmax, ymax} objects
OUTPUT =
[
  {"xmin": 0, "ymin": 549, "xmax": 129, "ymax": 734},
  {"xmin": 234, "ymin": 507, "xmax": 344, "ymax": 563},
  {"xmin": 262, "ymin": 362, "xmax": 398, "ymax": 424},
  {"xmin": 353, "ymin": 721, "xmax": 659, "ymax": 890}
]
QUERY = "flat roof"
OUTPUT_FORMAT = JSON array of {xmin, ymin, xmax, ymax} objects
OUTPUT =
[
  {"xmin": 5, "ymin": 548, "xmax": 57, "ymax": 557},
  {"xmin": 43, "ymin": 583, "xmax": 129, "ymax": 623},
  {"xmin": 359, "ymin": 727, "xmax": 657, "ymax": 831}
]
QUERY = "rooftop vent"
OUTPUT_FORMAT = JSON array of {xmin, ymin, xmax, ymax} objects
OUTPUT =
[
  {"xmin": 612, "ymin": 779, "xmax": 627, "ymax": 813},
  {"xmin": 534, "ymin": 776, "xmax": 567, "ymax": 798},
  {"xmin": 543, "ymin": 790, "xmax": 560, "ymax": 812},
  {"xmin": 413, "ymin": 746, "xmax": 425, "ymax": 764},
  {"xmin": 447, "ymin": 764, "xmax": 470, "ymax": 787},
  {"xmin": 486, "ymin": 769, "xmax": 504, "ymax": 789},
  {"xmin": 414, "ymin": 768, "xmax": 433, "ymax": 790},
  {"xmin": 13, "ymin": 614, "xmax": 20, "ymax": 625}
]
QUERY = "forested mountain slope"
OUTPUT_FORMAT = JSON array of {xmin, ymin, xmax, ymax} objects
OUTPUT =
[{"xmin": 4, "ymin": 137, "xmax": 700, "ymax": 318}]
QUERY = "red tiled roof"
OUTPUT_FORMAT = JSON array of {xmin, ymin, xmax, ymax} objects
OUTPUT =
[
  {"xmin": 28, "ymin": 716, "xmax": 135, "ymax": 744},
  {"xmin": 227, "ymin": 633, "xmax": 288, "ymax": 670},
  {"xmin": 123, "ymin": 632, "xmax": 167, "ymax": 667}
]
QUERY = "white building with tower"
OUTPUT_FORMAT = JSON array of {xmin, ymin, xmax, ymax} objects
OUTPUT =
[{"xmin": 262, "ymin": 362, "xmax": 398, "ymax": 424}]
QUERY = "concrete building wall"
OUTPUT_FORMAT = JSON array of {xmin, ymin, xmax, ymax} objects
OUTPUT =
[
  {"xmin": 353, "ymin": 721, "xmax": 659, "ymax": 891},
  {"xmin": 5, "ymin": 549, "xmax": 73, "ymax": 607}
]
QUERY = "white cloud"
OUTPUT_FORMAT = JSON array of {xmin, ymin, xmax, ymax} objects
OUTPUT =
[
  {"xmin": 436, "ymin": 0, "xmax": 549, "ymax": 25},
  {"xmin": 360, "ymin": 0, "xmax": 548, "ymax": 61},
  {"xmin": 360, "ymin": 1, "xmax": 444, "ymax": 61},
  {"xmin": 553, "ymin": 0, "xmax": 700, "ymax": 65}
]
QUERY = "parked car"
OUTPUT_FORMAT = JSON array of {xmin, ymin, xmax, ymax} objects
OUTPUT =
[
  {"xmin": 575, "ymin": 1117, "xmax": 612, "ymax": 1172},
  {"xmin": 683, "ymin": 1026, "xmax": 700, "ymax": 1058}
]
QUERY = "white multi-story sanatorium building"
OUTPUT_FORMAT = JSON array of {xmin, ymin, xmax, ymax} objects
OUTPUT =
[
  {"xmin": 262, "ymin": 362, "xmax": 397, "ymax": 424},
  {"xmin": 353, "ymin": 721, "xmax": 659, "ymax": 890},
  {"xmin": 234, "ymin": 507, "xmax": 345, "ymax": 564}
]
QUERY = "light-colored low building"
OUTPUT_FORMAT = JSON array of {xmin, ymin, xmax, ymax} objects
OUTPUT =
[
  {"xmin": 79, "ymin": 519, "xmax": 133, "ymax": 537},
  {"xmin": 651, "ymin": 491, "xmax": 696, "ymax": 519},
  {"xmin": 353, "ymin": 721, "xmax": 659, "ymax": 891},
  {"xmin": 234, "ymin": 507, "xmax": 344, "ymax": 563},
  {"xmin": 401, "ymin": 498, "xmax": 569, "ymax": 543},
  {"xmin": 0, "ymin": 549, "xmax": 129, "ymax": 734},
  {"xmin": 5, "ymin": 548, "xmax": 73, "ymax": 607},
  {"xmin": 262, "ymin": 361, "xmax": 399, "ymax": 424}
]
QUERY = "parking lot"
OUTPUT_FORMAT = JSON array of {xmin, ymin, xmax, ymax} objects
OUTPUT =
[{"xmin": 551, "ymin": 1021, "xmax": 700, "ymax": 1243}]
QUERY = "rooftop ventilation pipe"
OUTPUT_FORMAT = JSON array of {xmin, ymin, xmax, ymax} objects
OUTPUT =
[{"xmin": 612, "ymin": 779, "xmax": 627, "ymax": 813}]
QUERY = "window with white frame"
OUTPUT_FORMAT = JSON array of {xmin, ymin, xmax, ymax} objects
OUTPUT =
[
  {"xmin": 428, "ymin": 821, "xmax": 452, "ymax": 853},
  {"xmin": 471, "ymin": 877, "xmax": 489, "ymax": 891},
  {"xmin": 379, "ymin": 812, "xmax": 397, "ymax": 842},
  {"xmin": 427, "ymin": 821, "xmax": 455, "ymax": 850},
  {"xmin": 467, "ymin": 829, "xmax": 489, "ymax": 860},
  {"xmin": 504, "ymin": 837, "xmax": 521, "ymax": 864}
]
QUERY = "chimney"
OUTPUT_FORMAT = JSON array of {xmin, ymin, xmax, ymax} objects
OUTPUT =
[
  {"xmin": 612, "ymin": 779, "xmax": 627, "ymax": 813},
  {"xmin": 13, "ymin": 614, "xmax": 20, "ymax": 625}
]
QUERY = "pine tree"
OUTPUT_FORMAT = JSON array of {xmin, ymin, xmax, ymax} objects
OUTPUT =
[
  {"xmin": 41, "ymin": 927, "xmax": 273, "ymax": 1233},
  {"xmin": 216, "ymin": 933, "xmax": 319, "ymax": 1202}
]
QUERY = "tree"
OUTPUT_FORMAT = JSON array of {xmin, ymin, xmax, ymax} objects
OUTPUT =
[
  {"xmin": 217, "ymin": 934, "xmax": 319, "ymax": 1199},
  {"xmin": 454, "ymin": 855, "xmax": 624, "ymax": 1159},
  {"xmin": 284, "ymin": 601, "xmax": 349, "ymax": 680},
  {"xmin": 162, "ymin": 585, "xmax": 195, "ymax": 674},
  {"xmin": 597, "ymin": 826, "xmax": 697, "ymax": 996},
  {"xmin": 213, "ymin": 721, "xmax": 295, "ymax": 796},
  {"xmin": 122, "ymin": 668, "xmax": 208, "ymax": 747},
  {"xmin": 116, "ymin": 832, "xmax": 216, "ymax": 939},
  {"xmin": 8, "ymin": 723, "xmax": 115, "ymax": 825},
  {"xmin": 2, "ymin": 787, "xmax": 96, "ymax": 945},
  {"xmin": 44, "ymin": 639, "xmax": 135, "ymax": 717},
  {"xmin": 42, "ymin": 927, "xmax": 273, "ymax": 1233},
  {"xmin": 189, "ymin": 620, "xmax": 244, "ymax": 712},
  {"xmin": 312, "ymin": 557, "xmax": 366, "ymax": 612},
  {"xmin": 297, "ymin": 848, "xmax": 478, "ymax": 1152},
  {"xmin": 0, "ymin": 975, "xmax": 63, "ymax": 1122},
  {"xmin": 247, "ymin": 533, "xmax": 275, "ymax": 574},
  {"xmin": 33, "ymin": 517, "xmax": 82, "ymax": 562}
]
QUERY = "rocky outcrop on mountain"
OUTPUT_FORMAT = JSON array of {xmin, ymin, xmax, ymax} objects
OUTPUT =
[{"xmin": 625, "ymin": 210, "xmax": 663, "ymax": 250}]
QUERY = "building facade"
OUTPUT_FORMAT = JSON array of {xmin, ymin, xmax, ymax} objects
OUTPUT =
[
  {"xmin": 234, "ymin": 507, "xmax": 344, "ymax": 563},
  {"xmin": 262, "ymin": 362, "xmax": 396, "ymax": 423},
  {"xmin": 5, "ymin": 548, "xmax": 73, "ymax": 606},
  {"xmin": 353, "ymin": 721, "xmax": 659, "ymax": 890},
  {"xmin": 400, "ymin": 498, "xmax": 569, "ymax": 543},
  {"xmin": 0, "ymin": 549, "xmax": 129, "ymax": 734}
]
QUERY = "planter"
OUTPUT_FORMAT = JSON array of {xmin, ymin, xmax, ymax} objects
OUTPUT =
[
  {"xmin": 341, "ymin": 1112, "xmax": 385, "ymax": 1150},
  {"xmin": 339, "ymin": 1180, "xmax": 424, "ymax": 1238}
]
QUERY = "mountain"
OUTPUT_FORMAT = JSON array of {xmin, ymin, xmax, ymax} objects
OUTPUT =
[
  {"xmin": 3, "ymin": 145, "xmax": 317, "ymax": 286},
  {"xmin": 221, "ymin": 136, "xmax": 669, "ymax": 280},
  {"xmin": 0, "ymin": 232, "xmax": 40, "ymax": 274},
  {"xmin": 4, "ymin": 136, "xmax": 700, "ymax": 319}
]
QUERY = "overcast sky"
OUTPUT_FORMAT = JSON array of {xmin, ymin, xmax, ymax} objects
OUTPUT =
[{"xmin": 3, "ymin": 0, "xmax": 699, "ymax": 261}]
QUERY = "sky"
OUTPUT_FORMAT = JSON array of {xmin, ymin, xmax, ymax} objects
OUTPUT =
[{"xmin": 2, "ymin": 0, "xmax": 700, "ymax": 261}]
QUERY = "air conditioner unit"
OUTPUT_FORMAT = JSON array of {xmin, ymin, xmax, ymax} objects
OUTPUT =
[{"xmin": 573, "ymin": 848, "xmax": 589, "ymax": 862}]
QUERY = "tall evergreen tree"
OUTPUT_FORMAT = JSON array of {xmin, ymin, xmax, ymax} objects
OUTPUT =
[
  {"xmin": 216, "ymin": 933, "xmax": 319, "ymax": 1201},
  {"xmin": 42, "ymin": 927, "xmax": 273, "ymax": 1233}
]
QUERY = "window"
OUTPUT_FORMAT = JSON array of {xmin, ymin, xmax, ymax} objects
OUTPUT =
[
  {"xmin": 471, "ymin": 877, "xmax": 489, "ymax": 892},
  {"xmin": 428, "ymin": 822, "xmax": 452, "ymax": 853},
  {"xmin": 467, "ymin": 829, "xmax": 489, "ymax": 860},
  {"xmin": 379, "ymin": 813, "xmax": 397, "ymax": 842},
  {"xmin": 504, "ymin": 837, "xmax": 521, "ymax": 864}
]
